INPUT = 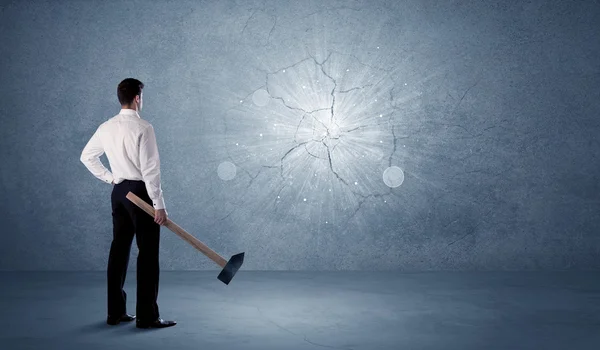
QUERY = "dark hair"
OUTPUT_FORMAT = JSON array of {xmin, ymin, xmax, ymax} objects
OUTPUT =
[{"xmin": 117, "ymin": 78, "xmax": 144, "ymax": 106}]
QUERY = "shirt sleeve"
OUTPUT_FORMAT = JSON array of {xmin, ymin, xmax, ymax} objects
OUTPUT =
[
  {"xmin": 139, "ymin": 124, "xmax": 167, "ymax": 213},
  {"xmin": 80, "ymin": 126, "xmax": 114, "ymax": 185}
]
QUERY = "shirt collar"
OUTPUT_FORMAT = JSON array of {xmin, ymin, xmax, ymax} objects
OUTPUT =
[{"xmin": 119, "ymin": 109, "xmax": 141, "ymax": 118}]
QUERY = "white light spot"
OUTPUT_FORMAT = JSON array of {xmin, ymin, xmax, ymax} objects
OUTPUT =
[
  {"xmin": 277, "ymin": 196, "xmax": 280, "ymax": 199},
  {"xmin": 283, "ymin": 69, "xmax": 286, "ymax": 72},
  {"xmin": 240, "ymin": 100, "xmax": 243, "ymax": 103},
  {"xmin": 403, "ymin": 145, "xmax": 406, "ymax": 147},
  {"xmin": 380, "ymin": 114, "xmax": 383, "ymax": 117},
  {"xmin": 217, "ymin": 161, "xmax": 237, "ymax": 181},
  {"xmin": 383, "ymin": 166, "xmax": 405, "ymax": 188},
  {"xmin": 235, "ymin": 143, "xmax": 239, "ymax": 146},
  {"xmin": 377, "ymin": 46, "xmax": 380, "ymax": 49},
  {"xmin": 354, "ymin": 182, "xmax": 358, "ymax": 185},
  {"xmin": 346, "ymin": 69, "xmax": 350, "ymax": 72},
  {"xmin": 380, "ymin": 140, "xmax": 383, "ymax": 143},
  {"xmin": 252, "ymin": 89, "xmax": 270, "ymax": 107},
  {"xmin": 329, "ymin": 125, "xmax": 341, "ymax": 138},
  {"xmin": 259, "ymin": 133, "xmax": 263, "ymax": 137},
  {"xmin": 303, "ymin": 198, "xmax": 307, "ymax": 202},
  {"xmin": 329, "ymin": 189, "xmax": 332, "ymax": 192},
  {"xmin": 404, "ymin": 83, "xmax": 408, "ymax": 86}
]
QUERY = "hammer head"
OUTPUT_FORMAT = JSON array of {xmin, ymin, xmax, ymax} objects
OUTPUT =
[{"xmin": 217, "ymin": 252, "xmax": 245, "ymax": 285}]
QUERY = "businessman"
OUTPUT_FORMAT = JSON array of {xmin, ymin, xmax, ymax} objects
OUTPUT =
[{"xmin": 80, "ymin": 78, "xmax": 176, "ymax": 329}]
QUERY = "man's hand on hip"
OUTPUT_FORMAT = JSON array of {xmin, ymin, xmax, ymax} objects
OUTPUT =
[{"xmin": 154, "ymin": 209, "xmax": 167, "ymax": 226}]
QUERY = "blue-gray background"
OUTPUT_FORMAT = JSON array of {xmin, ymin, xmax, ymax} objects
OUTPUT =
[{"xmin": 1, "ymin": 0, "xmax": 599, "ymax": 271}]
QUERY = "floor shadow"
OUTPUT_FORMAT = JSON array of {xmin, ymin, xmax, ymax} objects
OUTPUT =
[
  {"xmin": 77, "ymin": 320, "xmax": 142, "ymax": 334},
  {"xmin": 78, "ymin": 320, "xmax": 113, "ymax": 333},
  {"xmin": 76, "ymin": 319, "xmax": 165, "ymax": 335},
  {"xmin": 128, "ymin": 327, "xmax": 163, "ymax": 332}
]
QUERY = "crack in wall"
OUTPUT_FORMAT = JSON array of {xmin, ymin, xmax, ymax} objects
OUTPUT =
[
  {"xmin": 240, "ymin": 5, "xmax": 278, "ymax": 46},
  {"xmin": 261, "ymin": 51, "xmax": 406, "ymax": 221},
  {"xmin": 223, "ymin": 47, "xmax": 428, "ymax": 224}
]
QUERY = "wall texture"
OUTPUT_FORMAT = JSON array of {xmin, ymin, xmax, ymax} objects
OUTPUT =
[{"xmin": 1, "ymin": 0, "xmax": 599, "ymax": 271}]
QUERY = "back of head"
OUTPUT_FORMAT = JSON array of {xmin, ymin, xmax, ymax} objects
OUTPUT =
[{"xmin": 117, "ymin": 78, "xmax": 144, "ymax": 106}]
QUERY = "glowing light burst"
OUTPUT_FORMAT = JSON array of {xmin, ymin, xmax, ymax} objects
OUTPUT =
[{"xmin": 224, "ymin": 51, "xmax": 403, "ymax": 227}]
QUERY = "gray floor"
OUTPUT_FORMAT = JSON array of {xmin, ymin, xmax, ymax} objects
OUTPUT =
[{"xmin": 1, "ymin": 271, "xmax": 599, "ymax": 350}]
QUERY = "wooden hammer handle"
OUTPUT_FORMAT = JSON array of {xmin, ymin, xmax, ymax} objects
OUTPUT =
[{"xmin": 126, "ymin": 191, "xmax": 228, "ymax": 267}]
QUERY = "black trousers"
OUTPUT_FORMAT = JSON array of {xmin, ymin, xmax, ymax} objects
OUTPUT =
[{"xmin": 108, "ymin": 179, "xmax": 160, "ymax": 321}]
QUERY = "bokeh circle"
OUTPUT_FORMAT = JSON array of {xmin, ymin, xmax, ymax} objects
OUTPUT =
[
  {"xmin": 383, "ymin": 166, "xmax": 404, "ymax": 188},
  {"xmin": 218, "ymin": 161, "xmax": 237, "ymax": 181}
]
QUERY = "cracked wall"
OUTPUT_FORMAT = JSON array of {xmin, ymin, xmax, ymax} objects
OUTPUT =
[{"xmin": 1, "ymin": 0, "xmax": 599, "ymax": 270}]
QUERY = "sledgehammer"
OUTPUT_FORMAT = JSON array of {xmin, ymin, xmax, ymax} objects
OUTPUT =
[{"xmin": 126, "ymin": 191, "xmax": 245, "ymax": 285}]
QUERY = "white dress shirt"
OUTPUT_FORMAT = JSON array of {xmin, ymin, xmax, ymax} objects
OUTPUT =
[{"xmin": 80, "ymin": 109, "xmax": 167, "ymax": 214}]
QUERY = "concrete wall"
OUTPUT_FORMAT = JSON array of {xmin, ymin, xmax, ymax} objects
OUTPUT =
[{"xmin": 1, "ymin": 0, "xmax": 599, "ymax": 270}]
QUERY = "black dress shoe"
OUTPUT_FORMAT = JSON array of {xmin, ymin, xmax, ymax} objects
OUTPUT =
[
  {"xmin": 136, "ymin": 317, "xmax": 177, "ymax": 329},
  {"xmin": 106, "ymin": 313, "xmax": 136, "ymax": 325}
]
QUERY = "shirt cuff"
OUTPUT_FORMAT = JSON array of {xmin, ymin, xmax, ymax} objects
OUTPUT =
[{"xmin": 152, "ymin": 197, "xmax": 167, "ymax": 214}]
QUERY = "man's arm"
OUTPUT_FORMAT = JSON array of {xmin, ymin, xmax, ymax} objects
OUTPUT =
[
  {"xmin": 139, "ymin": 124, "xmax": 167, "ymax": 214},
  {"xmin": 80, "ymin": 126, "xmax": 114, "ymax": 185}
]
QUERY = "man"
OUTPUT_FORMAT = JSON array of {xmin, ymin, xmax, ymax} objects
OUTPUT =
[{"xmin": 80, "ymin": 78, "xmax": 176, "ymax": 329}]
